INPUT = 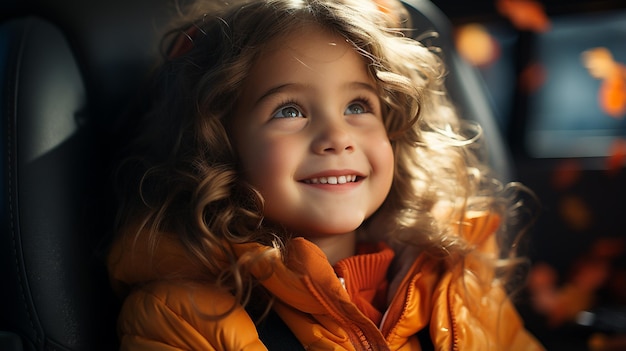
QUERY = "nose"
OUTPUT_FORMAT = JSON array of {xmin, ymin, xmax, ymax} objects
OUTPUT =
[{"xmin": 311, "ymin": 118, "xmax": 355, "ymax": 155}]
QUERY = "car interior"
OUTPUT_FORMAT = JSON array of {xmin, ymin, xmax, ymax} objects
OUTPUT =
[{"xmin": 1, "ymin": 0, "xmax": 625, "ymax": 350}]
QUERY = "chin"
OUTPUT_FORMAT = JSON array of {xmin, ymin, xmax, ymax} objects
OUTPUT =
[{"xmin": 301, "ymin": 222, "xmax": 363, "ymax": 237}]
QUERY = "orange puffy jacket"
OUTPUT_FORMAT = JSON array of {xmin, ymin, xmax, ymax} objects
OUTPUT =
[{"xmin": 108, "ymin": 211, "xmax": 544, "ymax": 350}]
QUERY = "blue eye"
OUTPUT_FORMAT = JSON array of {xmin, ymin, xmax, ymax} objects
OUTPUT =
[
  {"xmin": 272, "ymin": 104, "xmax": 304, "ymax": 118},
  {"xmin": 344, "ymin": 102, "xmax": 368, "ymax": 115}
]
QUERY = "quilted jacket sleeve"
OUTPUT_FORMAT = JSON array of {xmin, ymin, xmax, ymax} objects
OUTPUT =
[
  {"xmin": 430, "ymin": 268, "xmax": 544, "ymax": 351},
  {"xmin": 429, "ymin": 211, "xmax": 545, "ymax": 350},
  {"xmin": 117, "ymin": 280, "xmax": 268, "ymax": 351}
]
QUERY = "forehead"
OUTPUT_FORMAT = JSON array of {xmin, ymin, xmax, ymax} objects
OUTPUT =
[
  {"xmin": 241, "ymin": 24, "xmax": 373, "ymax": 92},
  {"xmin": 261, "ymin": 24, "xmax": 353, "ymax": 63}
]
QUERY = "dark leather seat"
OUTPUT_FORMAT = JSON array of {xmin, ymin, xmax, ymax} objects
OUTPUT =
[{"xmin": 0, "ymin": 17, "xmax": 119, "ymax": 351}]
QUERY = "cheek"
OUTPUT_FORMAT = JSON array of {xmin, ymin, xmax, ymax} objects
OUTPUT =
[
  {"xmin": 377, "ymin": 141, "xmax": 395, "ymax": 189},
  {"xmin": 366, "ymin": 129, "xmax": 395, "ymax": 180},
  {"xmin": 239, "ymin": 136, "xmax": 297, "ymax": 190}
]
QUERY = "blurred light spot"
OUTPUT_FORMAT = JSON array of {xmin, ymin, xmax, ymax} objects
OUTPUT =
[
  {"xmin": 590, "ymin": 237, "xmax": 625, "ymax": 260},
  {"xmin": 606, "ymin": 138, "xmax": 626, "ymax": 175},
  {"xmin": 529, "ymin": 262, "xmax": 557, "ymax": 291},
  {"xmin": 528, "ymin": 263, "xmax": 559, "ymax": 315},
  {"xmin": 552, "ymin": 159, "xmax": 582, "ymax": 190},
  {"xmin": 582, "ymin": 47, "xmax": 626, "ymax": 118},
  {"xmin": 588, "ymin": 333, "xmax": 626, "ymax": 351},
  {"xmin": 600, "ymin": 75, "xmax": 626, "ymax": 117},
  {"xmin": 496, "ymin": 0, "xmax": 551, "ymax": 33},
  {"xmin": 559, "ymin": 195, "xmax": 592, "ymax": 231},
  {"xmin": 570, "ymin": 254, "xmax": 611, "ymax": 293},
  {"xmin": 519, "ymin": 62, "xmax": 547, "ymax": 93},
  {"xmin": 455, "ymin": 23, "xmax": 500, "ymax": 67},
  {"xmin": 582, "ymin": 47, "xmax": 616, "ymax": 79}
]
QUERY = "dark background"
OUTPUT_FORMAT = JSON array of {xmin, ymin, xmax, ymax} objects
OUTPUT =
[{"xmin": 432, "ymin": 1, "xmax": 626, "ymax": 349}]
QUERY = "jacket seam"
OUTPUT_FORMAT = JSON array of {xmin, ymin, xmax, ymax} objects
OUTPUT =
[{"xmin": 447, "ymin": 280, "xmax": 459, "ymax": 351}]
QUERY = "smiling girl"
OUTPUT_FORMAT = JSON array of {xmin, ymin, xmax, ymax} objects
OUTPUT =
[{"xmin": 108, "ymin": 0, "xmax": 544, "ymax": 350}]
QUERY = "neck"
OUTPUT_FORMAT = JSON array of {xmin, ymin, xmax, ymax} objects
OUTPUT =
[{"xmin": 306, "ymin": 231, "xmax": 356, "ymax": 266}]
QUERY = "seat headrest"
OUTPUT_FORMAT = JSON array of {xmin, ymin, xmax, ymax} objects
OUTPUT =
[{"xmin": 1, "ymin": 16, "xmax": 119, "ymax": 350}]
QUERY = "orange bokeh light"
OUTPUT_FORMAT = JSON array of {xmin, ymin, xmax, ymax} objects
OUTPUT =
[
  {"xmin": 455, "ymin": 23, "xmax": 500, "ymax": 67},
  {"xmin": 496, "ymin": 0, "xmax": 551, "ymax": 33},
  {"xmin": 582, "ymin": 47, "xmax": 626, "ymax": 119}
]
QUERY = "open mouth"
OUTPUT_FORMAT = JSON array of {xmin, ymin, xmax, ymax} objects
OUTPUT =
[{"xmin": 301, "ymin": 175, "xmax": 361, "ymax": 185}]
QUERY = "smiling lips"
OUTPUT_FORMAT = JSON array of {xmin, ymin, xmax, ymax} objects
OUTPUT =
[{"xmin": 302, "ymin": 175, "xmax": 360, "ymax": 185}]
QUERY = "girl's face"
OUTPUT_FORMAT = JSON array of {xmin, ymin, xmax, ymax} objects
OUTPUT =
[{"xmin": 232, "ymin": 25, "xmax": 394, "ymax": 239}]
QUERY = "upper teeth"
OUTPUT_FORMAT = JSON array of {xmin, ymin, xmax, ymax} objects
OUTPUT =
[{"xmin": 303, "ymin": 175, "xmax": 358, "ymax": 184}]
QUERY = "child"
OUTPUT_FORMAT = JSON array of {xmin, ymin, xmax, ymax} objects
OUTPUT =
[{"xmin": 108, "ymin": 0, "xmax": 544, "ymax": 349}]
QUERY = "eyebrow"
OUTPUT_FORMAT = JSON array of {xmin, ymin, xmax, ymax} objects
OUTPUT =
[
  {"xmin": 254, "ymin": 83, "xmax": 297, "ymax": 107},
  {"xmin": 348, "ymin": 81, "xmax": 378, "ymax": 95},
  {"xmin": 254, "ymin": 81, "xmax": 378, "ymax": 107}
]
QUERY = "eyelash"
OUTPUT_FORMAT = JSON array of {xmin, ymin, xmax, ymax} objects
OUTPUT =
[
  {"xmin": 271, "ymin": 96, "xmax": 375, "ymax": 119},
  {"xmin": 272, "ymin": 99, "xmax": 304, "ymax": 119},
  {"xmin": 350, "ymin": 96, "xmax": 374, "ymax": 113}
]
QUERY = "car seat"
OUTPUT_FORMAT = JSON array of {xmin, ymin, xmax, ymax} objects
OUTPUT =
[{"xmin": 0, "ymin": 1, "xmax": 512, "ymax": 350}]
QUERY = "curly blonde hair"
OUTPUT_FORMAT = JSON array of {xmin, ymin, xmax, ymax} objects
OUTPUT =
[{"xmin": 115, "ymin": 0, "xmax": 529, "ymax": 313}]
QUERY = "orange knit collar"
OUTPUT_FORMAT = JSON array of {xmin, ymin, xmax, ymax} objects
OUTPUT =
[{"xmin": 333, "ymin": 242, "xmax": 395, "ymax": 325}]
